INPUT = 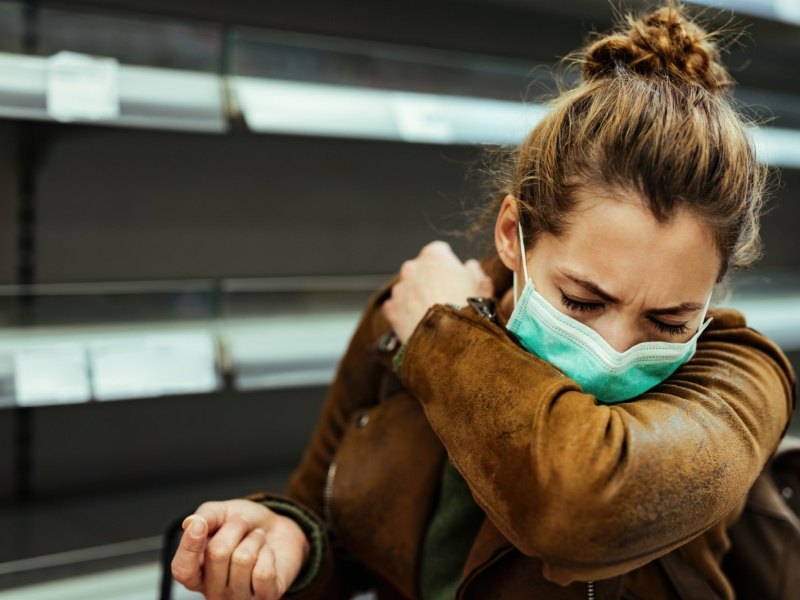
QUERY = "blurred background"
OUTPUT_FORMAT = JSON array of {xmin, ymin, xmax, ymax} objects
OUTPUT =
[{"xmin": 0, "ymin": 0, "xmax": 797, "ymax": 598}]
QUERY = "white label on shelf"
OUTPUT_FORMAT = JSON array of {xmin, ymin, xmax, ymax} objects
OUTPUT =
[
  {"xmin": 90, "ymin": 332, "xmax": 218, "ymax": 401},
  {"xmin": 0, "ymin": 353, "xmax": 13, "ymax": 407},
  {"xmin": 234, "ymin": 77, "xmax": 397, "ymax": 140},
  {"xmin": 775, "ymin": 0, "xmax": 800, "ymax": 25},
  {"xmin": 228, "ymin": 312, "xmax": 357, "ymax": 391},
  {"xmin": 13, "ymin": 343, "xmax": 91, "ymax": 406},
  {"xmin": 391, "ymin": 93, "xmax": 454, "ymax": 143},
  {"xmin": 46, "ymin": 51, "xmax": 120, "ymax": 122}
]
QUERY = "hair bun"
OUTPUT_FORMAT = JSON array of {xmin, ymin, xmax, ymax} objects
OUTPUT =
[{"xmin": 581, "ymin": 4, "xmax": 732, "ymax": 94}]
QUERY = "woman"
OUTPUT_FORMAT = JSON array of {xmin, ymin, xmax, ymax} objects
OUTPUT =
[{"xmin": 172, "ymin": 3, "xmax": 796, "ymax": 599}]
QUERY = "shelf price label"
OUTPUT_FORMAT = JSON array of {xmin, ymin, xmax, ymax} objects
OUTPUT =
[
  {"xmin": 391, "ymin": 92, "xmax": 454, "ymax": 144},
  {"xmin": 89, "ymin": 332, "xmax": 218, "ymax": 401},
  {"xmin": 13, "ymin": 343, "xmax": 91, "ymax": 406},
  {"xmin": 46, "ymin": 51, "xmax": 120, "ymax": 122}
]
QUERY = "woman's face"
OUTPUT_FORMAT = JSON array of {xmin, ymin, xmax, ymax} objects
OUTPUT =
[{"xmin": 495, "ymin": 190, "xmax": 720, "ymax": 352}]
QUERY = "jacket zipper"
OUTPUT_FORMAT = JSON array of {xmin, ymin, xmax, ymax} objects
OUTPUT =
[
  {"xmin": 323, "ymin": 460, "xmax": 338, "ymax": 534},
  {"xmin": 455, "ymin": 546, "xmax": 514, "ymax": 599},
  {"xmin": 456, "ymin": 547, "xmax": 598, "ymax": 600}
]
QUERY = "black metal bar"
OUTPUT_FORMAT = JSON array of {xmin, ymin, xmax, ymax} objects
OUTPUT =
[
  {"xmin": 159, "ymin": 515, "xmax": 186, "ymax": 600},
  {"xmin": 13, "ymin": 1, "xmax": 41, "ymax": 506}
]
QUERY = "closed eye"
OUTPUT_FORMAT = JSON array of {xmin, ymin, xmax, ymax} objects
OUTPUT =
[
  {"xmin": 560, "ymin": 292, "xmax": 603, "ymax": 312},
  {"xmin": 562, "ymin": 290, "xmax": 694, "ymax": 337},
  {"xmin": 647, "ymin": 317, "xmax": 690, "ymax": 337}
]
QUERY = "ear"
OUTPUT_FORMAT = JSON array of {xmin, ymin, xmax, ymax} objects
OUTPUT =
[{"xmin": 495, "ymin": 194, "xmax": 522, "ymax": 272}]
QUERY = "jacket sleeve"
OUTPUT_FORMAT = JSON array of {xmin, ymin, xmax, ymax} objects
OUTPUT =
[
  {"xmin": 241, "ymin": 279, "xmax": 397, "ymax": 599},
  {"xmin": 399, "ymin": 303, "xmax": 797, "ymax": 585}
]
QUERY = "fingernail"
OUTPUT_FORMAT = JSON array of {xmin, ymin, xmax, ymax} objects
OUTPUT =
[{"xmin": 190, "ymin": 517, "xmax": 206, "ymax": 536}]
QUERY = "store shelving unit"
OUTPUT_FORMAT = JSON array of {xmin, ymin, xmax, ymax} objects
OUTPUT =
[{"xmin": 0, "ymin": 0, "xmax": 798, "ymax": 593}]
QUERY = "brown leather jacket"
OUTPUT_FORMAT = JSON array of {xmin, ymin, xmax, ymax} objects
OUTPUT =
[{"xmin": 246, "ymin": 258, "xmax": 796, "ymax": 600}]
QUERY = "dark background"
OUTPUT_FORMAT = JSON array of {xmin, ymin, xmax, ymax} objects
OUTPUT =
[{"xmin": 0, "ymin": 0, "xmax": 797, "ymax": 592}]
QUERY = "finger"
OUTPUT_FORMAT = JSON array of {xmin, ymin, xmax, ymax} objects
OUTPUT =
[
  {"xmin": 464, "ymin": 259, "xmax": 482, "ymax": 281},
  {"xmin": 186, "ymin": 501, "xmax": 228, "ymax": 534},
  {"xmin": 262, "ymin": 521, "xmax": 308, "ymax": 594},
  {"xmin": 171, "ymin": 516, "xmax": 208, "ymax": 592},
  {"xmin": 399, "ymin": 259, "xmax": 416, "ymax": 279},
  {"xmin": 381, "ymin": 297, "xmax": 396, "ymax": 323},
  {"xmin": 204, "ymin": 517, "xmax": 252, "ymax": 598},
  {"xmin": 420, "ymin": 240, "xmax": 455, "ymax": 259},
  {"xmin": 228, "ymin": 528, "xmax": 267, "ymax": 600},
  {"xmin": 465, "ymin": 259, "xmax": 494, "ymax": 297},
  {"xmin": 252, "ymin": 544, "xmax": 284, "ymax": 600},
  {"xmin": 477, "ymin": 276, "xmax": 494, "ymax": 297}
]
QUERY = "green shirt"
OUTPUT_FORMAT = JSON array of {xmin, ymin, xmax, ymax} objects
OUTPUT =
[{"xmin": 418, "ymin": 456, "xmax": 486, "ymax": 600}]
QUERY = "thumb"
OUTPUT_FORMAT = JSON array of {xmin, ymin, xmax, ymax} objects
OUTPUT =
[
  {"xmin": 171, "ymin": 515, "xmax": 208, "ymax": 588},
  {"xmin": 185, "ymin": 501, "xmax": 227, "ymax": 536},
  {"xmin": 182, "ymin": 515, "xmax": 208, "ymax": 539}
]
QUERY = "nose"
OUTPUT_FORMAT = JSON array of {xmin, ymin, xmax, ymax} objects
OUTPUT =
[{"xmin": 594, "ymin": 319, "xmax": 640, "ymax": 353}]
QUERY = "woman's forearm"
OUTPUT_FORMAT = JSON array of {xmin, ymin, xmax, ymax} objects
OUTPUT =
[{"xmin": 399, "ymin": 302, "xmax": 795, "ymax": 584}]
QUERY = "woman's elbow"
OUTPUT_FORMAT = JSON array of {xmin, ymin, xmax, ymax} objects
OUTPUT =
[{"xmin": 511, "ymin": 489, "xmax": 682, "ymax": 584}]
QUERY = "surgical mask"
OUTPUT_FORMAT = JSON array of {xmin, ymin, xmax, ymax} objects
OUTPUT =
[{"xmin": 506, "ymin": 223, "xmax": 712, "ymax": 404}]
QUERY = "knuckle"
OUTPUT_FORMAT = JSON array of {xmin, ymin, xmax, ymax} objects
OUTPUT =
[
  {"xmin": 195, "ymin": 501, "xmax": 216, "ymax": 514},
  {"xmin": 230, "ymin": 515, "xmax": 252, "ymax": 530},
  {"xmin": 399, "ymin": 260, "xmax": 416, "ymax": 277},
  {"xmin": 423, "ymin": 240, "xmax": 450, "ymax": 255},
  {"xmin": 252, "ymin": 565, "xmax": 276, "ymax": 585},
  {"xmin": 205, "ymin": 542, "xmax": 230, "ymax": 562},
  {"xmin": 231, "ymin": 548, "xmax": 257, "ymax": 567}
]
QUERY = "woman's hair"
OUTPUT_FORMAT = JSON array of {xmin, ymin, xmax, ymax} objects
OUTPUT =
[{"xmin": 479, "ymin": 1, "xmax": 769, "ymax": 281}]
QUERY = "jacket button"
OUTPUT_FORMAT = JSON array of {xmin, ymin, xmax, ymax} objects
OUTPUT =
[{"xmin": 356, "ymin": 412, "xmax": 370, "ymax": 428}]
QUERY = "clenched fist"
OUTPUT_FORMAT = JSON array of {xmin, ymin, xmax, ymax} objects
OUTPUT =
[
  {"xmin": 382, "ymin": 241, "xmax": 494, "ymax": 342},
  {"xmin": 171, "ymin": 498, "xmax": 310, "ymax": 600}
]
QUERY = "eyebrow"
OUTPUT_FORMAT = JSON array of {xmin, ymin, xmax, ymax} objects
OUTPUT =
[
  {"xmin": 648, "ymin": 303, "xmax": 705, "ymax": 316},
  {"xmin": 560, "ymin": 271, "xmax": 704, "ymax": 315}
]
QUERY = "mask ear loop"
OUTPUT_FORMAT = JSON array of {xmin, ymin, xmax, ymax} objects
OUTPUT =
[
  {"xmin": 512, "ymin": 270, "xmax": 517, "ymax": 309},
  {"xmin": 517, "ymin": 221, "xmax": 530, "ymax": 281},
  {"xmin": 513, "ymin": 221, "xmax": 530, "ymax": 309},
  {"xmin": 697, "ymin": 288, "xmax": 714, "ymax": 334}
]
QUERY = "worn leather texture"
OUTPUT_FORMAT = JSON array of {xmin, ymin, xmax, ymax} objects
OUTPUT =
[
  {"xmin": 721, "ymin": 441, "xmax": 800, "ymax": 599},
  {"xmin": 249, "ymin": 256, "xmax": 797, "ymax": 599}
]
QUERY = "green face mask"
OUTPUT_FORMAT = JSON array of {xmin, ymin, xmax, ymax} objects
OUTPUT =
[{"xmin": 506, "ymin": 223, "xmax": 713, "ymax": 404}]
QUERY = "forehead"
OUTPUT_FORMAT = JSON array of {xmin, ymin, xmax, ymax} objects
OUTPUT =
[{"xmin": 539, "ymin": 190, "xmax": 720, "ymax": 302}]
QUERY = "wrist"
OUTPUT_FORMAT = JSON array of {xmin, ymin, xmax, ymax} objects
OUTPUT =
[
  {"xmin": 300, "ymin": 527, "xmax": 311, "ymax": 566},
  {"xmin": 249, "ymin": 495, "xmax": 327, "ymax": 594}
]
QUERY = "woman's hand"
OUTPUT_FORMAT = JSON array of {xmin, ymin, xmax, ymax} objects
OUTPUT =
[
  {"xmin": 171, "ymin": 498, "xmax": 310, "ymax": 600},
  {"xmin": 382, "ymin": 241, "xmax": 494, "ymax": 343}
]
